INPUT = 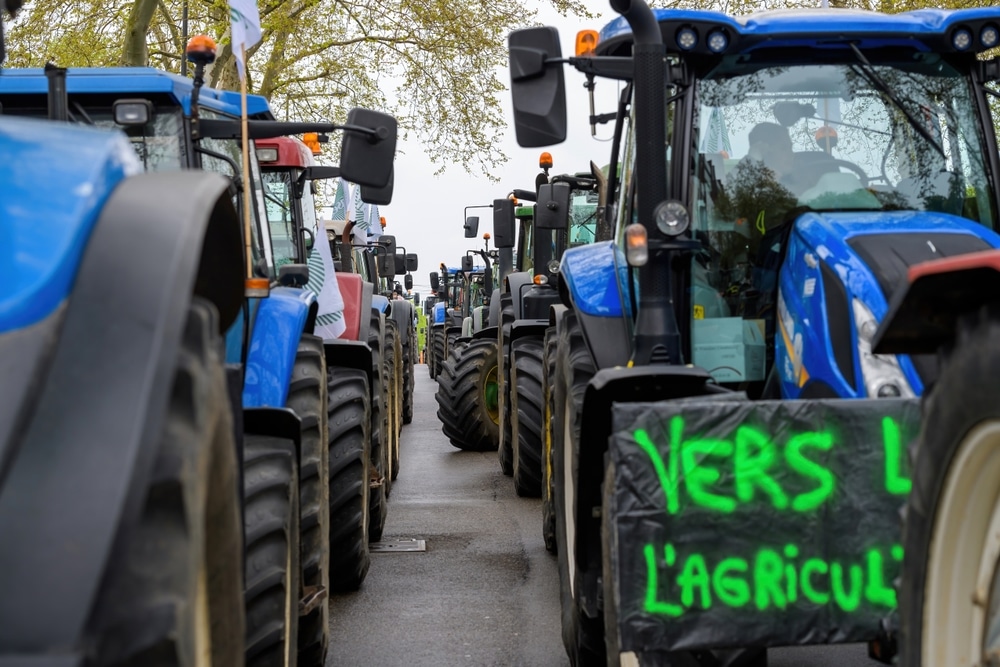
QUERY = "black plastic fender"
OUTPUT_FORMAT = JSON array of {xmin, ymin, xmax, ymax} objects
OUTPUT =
[
  {"xmin": 324, "ymin": 339, "xmax": 374, "ymax": 398},
  {"xmin": 358, "ymin": 283, "xmax": 374, "ymax": 344},
  {"xmin": 874, "ymin": 254, "xmax": 1000, "ymax": 355},
  {"xmin": 488, "ymin": 288, "xmax": 501, "ymax": 328},
  {"xmin": 244, "ymin": 407, "xmax": 303, "ymax": 447},
  {"xmin": 505, "ymin": 271, "xmax": 532, "ymax": 320},
  {"xmin": 577, "ymin": 310, "xmax": 631, "ymax": 370},
  {"xmin": 0, "ymin": 171, "xmax": 243, "ymax": 656},
  {"xmin": 473, "ymin": 325, "xmax": 499, "ymax": 341},
  {"xmin": 508, "ymin": 319, "xmax": 549, "ymax": 346},
  {"xmin": 573, "ymin": 365, "xmax": 722, "ymax": 618}
]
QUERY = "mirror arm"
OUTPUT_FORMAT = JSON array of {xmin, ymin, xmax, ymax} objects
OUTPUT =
[
  {"xmin": 194, "ymin": 146, "xmax": 242, "ymax": 186},
  {"xmin": 568, "ymin": 55, "xmax": 634, "ymax": 82}
]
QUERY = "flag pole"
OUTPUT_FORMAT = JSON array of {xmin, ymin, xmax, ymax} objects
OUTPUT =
[{"xmin": 239, "ymin": 44, "xmax": 254, "ymax": 282}]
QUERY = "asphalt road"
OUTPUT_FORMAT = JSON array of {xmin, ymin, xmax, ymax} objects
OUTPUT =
[{"xmin": 327, "ymin": 368, "xmax": 886, "ymax": 667}]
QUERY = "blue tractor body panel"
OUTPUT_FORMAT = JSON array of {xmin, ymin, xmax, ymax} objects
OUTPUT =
[
  {"xmin": 560, "ymin": 241, "xmax": 632, "ymax": 318},
  {"xmin": 0, "ymin": 117, "xmax": 140, "ymax": 334},
  {"xmin": 372, "ymin": 294, "xmax": 389, "ymax": 314},
  {"xmin": 776, "ymin": 212, "xmax": 1000, "ymax": 399},
  {"xmin": 433, "ymin": 302, "xmax": 446, "ymax": 324},
  {"xmin": 242, "ymin": 287, "xmax": 316, "ymax": 408},
  {"xmin": 0, "ymin": 68, "xmax": 271, "ymax": 117}
]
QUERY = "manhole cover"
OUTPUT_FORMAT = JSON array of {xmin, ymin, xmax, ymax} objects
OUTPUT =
[{"xmin": 370, "ymin": 538, "xmax": 426, "ymax": 553}]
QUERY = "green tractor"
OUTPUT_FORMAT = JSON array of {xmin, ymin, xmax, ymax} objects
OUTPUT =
[{"xmin": 494, "ymin": 156, "xmax": 610, "ymax": 510}]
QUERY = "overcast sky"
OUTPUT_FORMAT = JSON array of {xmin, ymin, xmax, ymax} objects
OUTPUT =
[{"xmin": 370, "ymin": 0, "xmax": 624, "ymax": 298}]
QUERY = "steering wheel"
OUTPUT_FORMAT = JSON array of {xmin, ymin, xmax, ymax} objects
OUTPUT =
[{"xmin": 829, "ymin": 159, "xmax": 870, "ymax": 187}]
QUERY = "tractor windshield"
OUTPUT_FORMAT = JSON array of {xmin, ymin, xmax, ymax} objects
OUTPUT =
[
  {"xmin": 261, "ymin": 170, "xmax": 298, "ymax": 268},
  {"xmin": 691, "ymin": 59, "xmax": 996, "ymax": 234},
  {"xmin": 569, "ymin": 188, "xmax": 599, "ymax": 246},
  {"xmin": 686, "ymin": 56, "xmax": 996, "ymax": 386}
]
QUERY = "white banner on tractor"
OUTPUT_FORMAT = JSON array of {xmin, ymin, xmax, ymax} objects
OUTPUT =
[
  {"xmin": 305, "ymin": 217, "xmax": 347, "ymax": 340},
  {"xmin": 228, "ymin": 0, "xmax": 261, "ymax": 80}
]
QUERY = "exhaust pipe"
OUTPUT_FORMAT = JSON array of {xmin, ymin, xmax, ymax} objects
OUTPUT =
[{"xmin": 45, "ymin": 63, "xmax": 68, "ymax": 122}]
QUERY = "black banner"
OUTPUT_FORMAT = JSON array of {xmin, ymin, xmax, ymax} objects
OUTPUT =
[{"xmin": 606, "ymin": 397, "xmax": 920, "ymax": 652}]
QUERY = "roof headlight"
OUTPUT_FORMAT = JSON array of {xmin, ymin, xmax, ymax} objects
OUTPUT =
[
  {"xmin": 953, "ymin": 28, "xmax": 973, "ymax": 51},
  {"xmin": 707, "ymin": 30, "xmax": 728, "ymax": 53},
  {"xmin": 981, "ymin": 24, "xmax": 999, "ymax": 49},
  {"xmin": 676, "ymin": 27, "xmax": 698, "ymax": 51}
]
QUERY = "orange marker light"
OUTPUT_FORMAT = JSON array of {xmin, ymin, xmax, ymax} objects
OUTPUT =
[
  {"xmin": 625, "ymin": 223, "xmax": 648, "ymax": 266},
  {"xmin": 380, "ymin": 216, "xmax": 387, "ymax": 228},
  {"xmin": 533, "ymin": 274, "xmax": 549, "ymax": 285},
  {"xmin": 539, "ymin": 152, "xmax": 553, "ymax": 169},
  {"xmin": 245, "ymin": 277, "xmax": 270, "ymax": 297},
  {"xmin": 483, "ymin": 232, "xmax": 491, "ymax": 240},
  {"xmin": 303, "ymin": 132, "xmax": 322, "ymax": 155},
  {"xmin": 186, "ymin": 35, "xmax": 217, "ymax": 65},
  {"xmin": 576, "ymin": 30, "xmax": 599, "ymax": 57}
]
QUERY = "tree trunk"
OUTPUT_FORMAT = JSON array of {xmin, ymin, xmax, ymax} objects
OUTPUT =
[{"xmin": 122, "ymin": 0, "xmax": 159, "ymax": 66}]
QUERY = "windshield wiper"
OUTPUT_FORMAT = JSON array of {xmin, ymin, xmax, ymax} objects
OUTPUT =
[{"xmin": 849, "ymin": 43, "xmax": 946, "ymax": 160}]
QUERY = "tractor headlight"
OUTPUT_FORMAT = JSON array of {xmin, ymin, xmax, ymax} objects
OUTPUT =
[
  {"xmin": 952, "ymin": 28, "xmax": 973, "ymax": 51},
  {"xmin": 852, "ymin": 298, "xmax": 915, "ymax": 398}
]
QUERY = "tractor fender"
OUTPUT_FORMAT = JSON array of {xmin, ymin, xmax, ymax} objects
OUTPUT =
[
  {"xmin": 372, "ymin": 294, "xmax": 390, "ymax": 315},
  {"xmin": 473, "ymin": 325, "xmax": 498, "ymax": 341},
  {"xmin": 242, "ymin": 287, "xmax": 316, "ymax": 409},
  {"xmin": 488, "ymin": 289, "xmax": 501, "ymax": 327},
  {"xmin": 874, "ymin": 249, "xmax": 1000, "ymax": 356},
  {"xmin": 508, "ymin": 320, "xmax": 549, "ymax": 346},
  {"xmin": 505, "ymin": 271, "xmax": 533, "ymax": 319},
  {"xmin": 324, "ymin": 339, "xmax": 374, "ymax": 399},
  {"xmin": 462, "ymin": 316, "xmax": 473, "ymax": 337},
  {"xmin": 389, "ymin": 299, "xmax": 413, "ymax": 334},
  {"xmin": 333, "ymin": 273, "xmax": 371, "ymax": 342},
  {"xmin": 0, "ymin": 171, "xmax": 243, "ymax": 654},
  {"xmin": 573, "ymin": 365, "xmax": 719, "ymax": 617},
  {"xmin": 559, "ymin": 242, "xmax": 632, "ymax": 370},
  {"xmin": 244, "ymin": 407, "xmax": 302, "ymax": 448},
  {"xmin": 549, "ymin": 303, "xmax": 567, "ymax": 327}
]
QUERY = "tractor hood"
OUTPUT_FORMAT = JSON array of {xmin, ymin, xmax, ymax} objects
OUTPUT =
[
  {"xmin": 0, "ymin": 117, "xmax": 141, "ymax": 334},
  {"xmin": 777, "ymin": 210, "xmax": 1000, "ymax": 398}
]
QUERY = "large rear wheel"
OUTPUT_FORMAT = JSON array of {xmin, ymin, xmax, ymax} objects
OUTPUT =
[
  {"xmin": 367, "ymin": 309, "xmax": 389, "ymax": 544},
  {"xmin": 511, "ymin": 335, "xmax": 545, "ymax": 498},
  {"xmin": 284, "ymin": 334, "xmax": 330, "ymax": 667},
  {"xmin": 497, "ymin": 294, "xmax": 515, "ymax": 476},
  {"xmin": 436, "ymin": 337, "xmax": 500, "ymax": 451},
  {"xmin": 327, "ymin": 367, "xmax": 371, "ymax": 592},
  {"xmin": 86, "ymin": 298, "xmax": 244, "ymax": 667},
  {"xmin": 900, "ymin": 305, "xmax": 1000, "ymax": 667},
  {"xmin": 541, "ymin": 325, "xmax": 558, "ymax": 554},
  {"xmin": 242, "ymin": 434, "xmax": 300, "ymax": 667}
]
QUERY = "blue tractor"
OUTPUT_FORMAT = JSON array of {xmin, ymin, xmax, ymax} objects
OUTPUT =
[
  {"xmin": 509, "ymin": 2, "xmax": 1000, "ymax": 665},
  {"xmin": 0, "ymin": 29, "xmax": 396, "ymax": 667}
]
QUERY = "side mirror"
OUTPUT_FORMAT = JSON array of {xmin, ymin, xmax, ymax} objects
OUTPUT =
[
  {"xmin": 379, "ymin": 253, "xmax": 395, "ymax": 279},
  {"xmin": 535, "ymin": 182, "xmax": 571, "ymax": 230},
  {"xmin": 405, "ymin": 253, "xmax": 419, "ymax": 272},
  {"xmin": 360, "ymin": 166, "xmax": 394, "ymax": 206},
  {"xmin": 379, "ymin": 235, "xmax": 397, "ymax": 256},
  {"xmin": 339, "ymin": 108, "xmax": 397, "ymax": 188},
  {"xmin": 461, "ymin": 255, "xmax": 474, "ymax": 272},
  {"xmin": 464, "ymin": 216, "xmax": 480, "ymax": 238},
  {"xmin": 278, "ymin": 263, "xmax": 310, "ymax": 287},
  {"xmin": 493, "ymin": 198, "xmax": 516, "ymax": 249},
  {"xmin": 405, "ymin": 274, "xmax": 414, "ymax": 290},
  {"xmin": 394, "ymin": 254, "xmax": 406, "ymax": 275},
  {"xmin": 430, "ymin": 272, "xmax": 440, "ymax": 291},
  {"xmin": 508, "ymin": 27, "xmax": 567, "ymax": 148}
]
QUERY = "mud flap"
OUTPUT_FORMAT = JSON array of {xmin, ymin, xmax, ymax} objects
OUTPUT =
[{"xmin": 604, "ymin": 397, "xmax": 920, "ymax": 653}]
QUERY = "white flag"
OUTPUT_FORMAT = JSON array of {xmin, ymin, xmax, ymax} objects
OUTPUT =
[
  {"xmin": 228, "ymin": 0, "xmax": 261, "ymax": 81},
  {"xmin": 306, "ymin": 219, "xmax": 347, "ymax": 340}
]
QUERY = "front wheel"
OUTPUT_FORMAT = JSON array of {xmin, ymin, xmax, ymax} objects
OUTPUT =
[
  {"xmin": 899, "ymin": 305, "xmax": 1000, "ymax": 667},
  {"xmin": 86, "ymin": 299, "xmax": 244, "ymax": 666},
  {"xmin": 436, "ymin": 338, "xmax": 500, "ymax": 451}
]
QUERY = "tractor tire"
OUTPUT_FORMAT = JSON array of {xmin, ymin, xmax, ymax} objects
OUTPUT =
[
  {"xmin": 86, "ymin": 298, "xmax": 244, "ymax": 667},
  {"xmin": 367, "ymin": 309, "xmax": 389, "ymax": 544},
  {"xmin": 541, "ymin": 325, "xmax": 558, "ymax": 554},
  {"xmin": 385, "ymin": 318, "xmax": 404, "ymax": 481},
  {"xmin": 446, "ymin": 330, "xmax": 461, "ymax": 358},
  {"xmin": 899, "ymin": 305, "xmax": 1000, "ymax": 667},
  {"xmin": 242, "ymin": 434, "xmax": 301, "ymax": 667},
  {"xmin": 552, "ymin": 312, "xmax": 605, "ymax": 666},
  {"xmin": 402, "ymin": 317, "xmax": 416, "ymax": 425},
  {"xmin": 327, "ymin": 367, "xmax": 371, "ymax": 592},
  {"xmin": 436, "ymin": 337, "xmax": 501, "ymax": 451},
  {"xmin": 511, "ymin": 335, "xmax": 545, "ymax": 498},
  {"xmin": 284, "ymin": 335, "xmax": 330, "ymax": 667},
  {"xmin": 431, "ymin": 328, "xmax": 446, "ymax": 381},
  {"xmin": 497, "ymin": 294, "xmax": 516, "ymax": 476}
]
